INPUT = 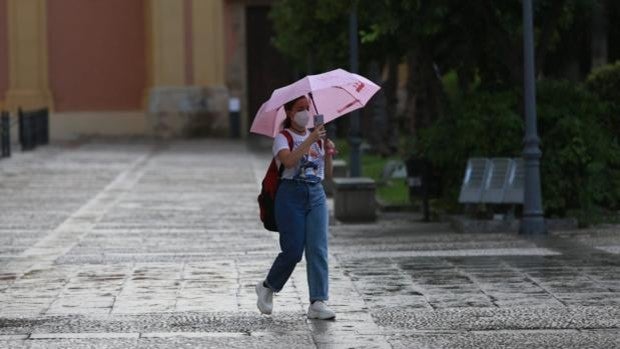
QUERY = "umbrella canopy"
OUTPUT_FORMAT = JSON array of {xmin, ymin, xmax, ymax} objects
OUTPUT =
[{"xmin": 250, "ymin": 68, "xmax": 381, "ymax": 138}]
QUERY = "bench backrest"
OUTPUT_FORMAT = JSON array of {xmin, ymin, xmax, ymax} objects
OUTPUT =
[
  {"xmin": 458, "ymin": 158, "xmax": 491, "ymax": 203},
  {"xmin": 503, "ymin": 158, "xmax": 524, "ymax": 204},
  {"xmin": 459, "ymin": 157, "xmax": 524, "ymax": 204},
  {"xmin": 481, "ymin": 158, "xmax": 512, "ymax": 204}
]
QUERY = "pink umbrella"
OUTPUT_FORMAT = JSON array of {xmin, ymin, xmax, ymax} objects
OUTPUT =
[{"xmin": 250, "ymin": 68, "xmax": 381, "ymax": 138}]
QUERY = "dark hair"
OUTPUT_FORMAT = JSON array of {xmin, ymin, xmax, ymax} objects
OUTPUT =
[{"xmin": 282, "ymin": 96, "xmax": 306, "ymax": 129}]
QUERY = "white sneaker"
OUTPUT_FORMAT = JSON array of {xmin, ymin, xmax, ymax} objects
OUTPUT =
[
  {"xmin": 255, "ymin": 281, "xmax": 273, "ymax": 315},
  {"xmin": 307, "ymin": 301, "xmax": 336, "ymax": 320}
]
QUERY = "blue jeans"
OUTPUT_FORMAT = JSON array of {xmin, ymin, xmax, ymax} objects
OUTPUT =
[{"xmin": 265, "ymin": 179, "xmax": 329, "ymax": 302}]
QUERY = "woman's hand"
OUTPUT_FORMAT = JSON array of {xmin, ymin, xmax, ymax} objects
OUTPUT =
[
  {"xmin": 325, "ymin": 139, "xmax": 338, "ymax": 156},
  {"xmin": 310, "ymin": 124, "xmax": 327, "ymax": 142}
]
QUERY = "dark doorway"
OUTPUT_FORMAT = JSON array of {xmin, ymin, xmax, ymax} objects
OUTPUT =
[{"xmin": 246, "ymin": 6, "xmax": 294, "ymax": 134}]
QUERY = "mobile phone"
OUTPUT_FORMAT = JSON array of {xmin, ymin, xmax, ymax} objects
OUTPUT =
[{"xmin": 313, "ymin": 114, "xmax": 324, "ymax": 126}]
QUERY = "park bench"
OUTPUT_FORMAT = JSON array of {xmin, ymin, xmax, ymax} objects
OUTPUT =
[{"xmin": 458, "ymin": 157, "xmax": 524, "ymax": 217}]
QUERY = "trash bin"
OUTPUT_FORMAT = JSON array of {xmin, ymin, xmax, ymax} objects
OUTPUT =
[
  {"xmin": 229, "ymin": 97, "xmax": 241, "ymax": 138},
  {"xmin": 405, "ymin": 157, "xmax": 441, "ymax": 221}
]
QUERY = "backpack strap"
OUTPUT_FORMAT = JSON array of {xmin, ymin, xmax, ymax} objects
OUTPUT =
[
  {"xmin": 281, "ymin": 129, "xmax": 294, "ymax": 150},
  {"xmin": 277, "ymin": 129, "xmax": 294, "ymax": 176}
]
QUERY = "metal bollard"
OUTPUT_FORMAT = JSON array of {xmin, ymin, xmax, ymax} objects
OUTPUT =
[
  {"xmin": 42, "ymin": 109, "xmax": 49, "ymax": 145},
  {"xmin": 18, "ymin": 109, "xmax": 24, "ymax": 148},
  {"xmin": 34, "ymin": 111, "xmax": 44, "ymax": 147},
  {"xmin": 228, "ymin": 98, "xmax": 240, "ymax": 138},
  {"xmin": 19, "ymin": 111, "xmax": 35, "ymax": 151},
  {"xmin": 32, "ymin": 108, "xmax": 50, "ymax": 146},
  {"xmin": 28, "ymin": 114, "xmax": 36, "ymax": 150},
  {"xmin": 17, "ymin": 108, "xmax": 49, "ymax": 151},
  {"xmin": 32, "ymin": 112, "xmax": 39, "ymax": 147},
  {"xmin": 1, "ymin": 112, "xmax": 10, "ymax": 158}
]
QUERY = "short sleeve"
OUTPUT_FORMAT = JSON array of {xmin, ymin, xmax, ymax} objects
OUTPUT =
[{"xmin": 272, "ymin": 133, "xmax": 291, "ymax": 158}]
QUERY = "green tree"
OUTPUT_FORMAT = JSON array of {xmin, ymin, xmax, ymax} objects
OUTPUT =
[
  {"xmin": 270, "ymin": 0, "xmax": 351, "ymax": 73},
  {"xmin": 271, "ymin": 1, "xmax": 586, "ymax": 135}
]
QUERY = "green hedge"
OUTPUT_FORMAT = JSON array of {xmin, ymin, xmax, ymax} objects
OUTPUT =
[
  {"xmin": 537, "ymin": 80, "xmax": 620, "ymax": 218},
  {"xmin": 418, "ymin": 80, "xmax": 620, "ymax": 223},
  {"xmin": 586, "ymin": 61, "xmax": 620, "ymax": 138},
  {"xmin": 586, "ymin": 60, "xmax": 620, "ymax": 104},
  {"xmin": 418, "ymin": 91, "xmax": 522, "ymax": 212}
]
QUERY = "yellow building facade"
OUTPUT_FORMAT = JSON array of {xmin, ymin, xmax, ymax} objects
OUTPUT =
[{"xmin": 0, "ymin": 0, "xmax": 277, "ymax": 140}]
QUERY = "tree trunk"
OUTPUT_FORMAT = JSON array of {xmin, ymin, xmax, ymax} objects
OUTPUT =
[
  {"xmin": 404, "ymin": 47, "xmax": 444, "ymax": 141},
  {"xmin": 535, "ymin": 0, "xmax": 567, "ymax": 77},
  {"xmin": 384, "ymin": 55, "xmax": 400, "ymax": 154},
  {"xmin": 368, "ymin": 61, "xmax": 389, "ymax": 155},
  {"xmin": 591, "ymin": 0, "xmax": 609, "ymax": 69}
]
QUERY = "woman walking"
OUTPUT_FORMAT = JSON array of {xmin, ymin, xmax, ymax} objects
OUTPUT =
[{"xmin": 256, "ymin": 95, "xmax": 337, "ymax": 320}]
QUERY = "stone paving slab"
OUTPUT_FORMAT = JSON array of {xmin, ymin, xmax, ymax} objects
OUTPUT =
[
  {"xmin": 0, "ymin": 312, "xmax": 308, "ymax": 335},
  {"xmin": 14, "ymin": 335, "xmax": 316, "ymax": 349},
  {"xmin": 372, "ymin": 306, "xmax": 619, "ymax": 331},
  {"xmin": 1, "ymin": 139, "xmax": 619, "ymax": 348},
  {"xmin": 389, "ymin": 330, "xmax": 620, "ymax": 349}
]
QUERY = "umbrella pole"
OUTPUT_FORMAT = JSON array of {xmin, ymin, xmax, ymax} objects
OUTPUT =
[{"xmin": 308, "ymin": 92, "xmax": 320, "ymax": 115}]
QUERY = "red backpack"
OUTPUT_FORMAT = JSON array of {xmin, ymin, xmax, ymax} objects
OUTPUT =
[{"xmin": 258, "ymin": 130, "xmax": 294, "ymax": 231}]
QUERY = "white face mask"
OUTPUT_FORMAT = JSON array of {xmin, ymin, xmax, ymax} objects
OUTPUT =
[{"xmin": 293, "ymin": 110, "xmax": 310, "ymax": 128}]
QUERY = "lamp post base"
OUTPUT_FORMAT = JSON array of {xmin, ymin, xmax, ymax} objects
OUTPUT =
[{"xmin": 519, "ymin": 216, "xmax": 547, "ymax": 235}]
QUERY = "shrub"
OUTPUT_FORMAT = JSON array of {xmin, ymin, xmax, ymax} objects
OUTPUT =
[
  {"xmin": 586, "ymin": 61, "xmax": 620, "ymax": 138},
  {"xmin": 537, "ymin": 80, "xmax": 620, "ymax": 218},
  {"xmin": 417, "ymin": 90, "xmax": 522, "ymax": 212},
  {"xmin": 418, "ymin": 80, "xmax": 620, "ymax": 223},
  {"xmin": 586, "ymin": 60, "xmax": 620, "ymax": 104}
]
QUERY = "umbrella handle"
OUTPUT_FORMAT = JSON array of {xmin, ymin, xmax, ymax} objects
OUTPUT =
[{"xmin": 308, "ymin": 92, "xmax": 320, "ymax": 115}]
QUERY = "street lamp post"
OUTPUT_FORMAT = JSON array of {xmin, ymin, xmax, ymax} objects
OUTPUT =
[
  {"xmin": 348, "ymin": 2, "xmax": 362, "ymax": 177},
  {"xmin": 520, "ymin": 0, "xmax": 547, "ymax": 235}
]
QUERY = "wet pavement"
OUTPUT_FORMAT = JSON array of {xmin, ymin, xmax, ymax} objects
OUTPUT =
[{"xmin": 0, "ymin": 139, "xmax": 618, "ymax": 348}]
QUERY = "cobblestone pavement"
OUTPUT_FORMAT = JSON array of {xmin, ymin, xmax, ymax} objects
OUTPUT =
[{"xmin": 0, "ymin": 139, "xmax": 618, "ymax": 348}]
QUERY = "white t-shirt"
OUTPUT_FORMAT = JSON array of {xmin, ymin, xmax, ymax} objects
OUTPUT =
[{"xmin": 272, "ymin": 129, "xmax": 325, "ymax": 181}]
